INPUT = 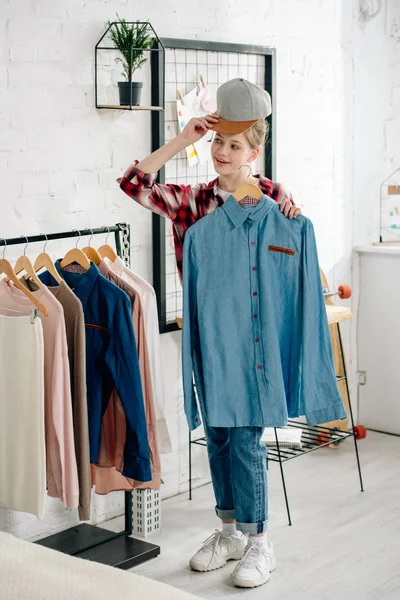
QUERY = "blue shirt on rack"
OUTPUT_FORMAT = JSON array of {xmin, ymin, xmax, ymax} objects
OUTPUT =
[
  {"xmin": 182, "ymin": 194, "xmax": 347, "ymax": 431},
  {"xmin": 40, "ymin": 261, "xmax": 151, "ymax": 483}
]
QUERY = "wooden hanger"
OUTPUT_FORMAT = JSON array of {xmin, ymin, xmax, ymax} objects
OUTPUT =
[
  {"xmin": 33, "ymin": 234, "xmax": 63, "ymax": 284},
  {"xmin": 82, "ymin": 230, "xmax": 102, "ymax": 266},
  {"xmin": 0, "ymin": 240, "xmax": 48, "ymax": 316},
  {"xmin": 98, "ymin": 227, "xmax": 118, "ymax": 263},
  {"xmin": 59, "ymin": 230, "xmax": 91, "ymax": 271},
  {"xmin": 233, "ymin": 165, "xmax": 263, "ymax": 203},
  {"xmin": 9, "ymin": 237, "xmax": 44, "ymax": 288}
]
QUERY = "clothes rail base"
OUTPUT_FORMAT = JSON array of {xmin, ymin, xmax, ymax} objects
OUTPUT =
[
  {"xmin": 0, "ymin": 225, "xmax": 160, "ymax": 568},
  {"xmin": 36, "ymin": 522, "xmax": 160, "ymax": 570}
]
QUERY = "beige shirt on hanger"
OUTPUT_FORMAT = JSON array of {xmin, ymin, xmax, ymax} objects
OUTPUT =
[
  {"xmin": 0, "ymin": 280, "xmax": 79, "ymax": 510},
  {"xmin": 0, "ymin": 312, "xmax": 45, "ymax": 519}
]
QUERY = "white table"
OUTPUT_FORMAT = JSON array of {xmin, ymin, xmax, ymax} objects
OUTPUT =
[{"xmin": 354, "ymin": 245, "xmax": 400, "ymax": 435}]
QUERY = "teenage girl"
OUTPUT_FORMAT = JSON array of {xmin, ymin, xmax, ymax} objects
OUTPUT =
[{"xmin": 118, "ymin": 101, "xmax": 301, "ymax": 589}]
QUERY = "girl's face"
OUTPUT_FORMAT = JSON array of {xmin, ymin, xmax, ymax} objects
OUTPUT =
[{"xmin": 211, "ymin": 132, "xmax": 260, "ymax": 176}]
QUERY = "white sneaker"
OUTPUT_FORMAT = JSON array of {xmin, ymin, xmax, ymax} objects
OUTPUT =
[
  {"xmin": 232, "ymin": 538, "xmax": 276, "ymax": 588},
  {"xmin": 189, "ymin": 530, "xmax": 247, "ymax": 572}
]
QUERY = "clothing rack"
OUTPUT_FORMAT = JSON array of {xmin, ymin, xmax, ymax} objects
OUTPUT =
[{"xmin": 0, "ymin": 224, "xmax": 160, "ymax": 569}]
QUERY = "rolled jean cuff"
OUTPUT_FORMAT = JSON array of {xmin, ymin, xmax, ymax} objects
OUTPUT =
[
  {"xmin": 236, "ymin": 519, "xmax": 268, "ymax": 535},
  {"xmin": 215, "ymin": 506, "xmax": 236, "ymax": 521}
]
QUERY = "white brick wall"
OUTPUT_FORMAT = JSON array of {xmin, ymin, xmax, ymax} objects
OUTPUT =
[{"xmin": 1, "ymin": 0, "xmax": 399, "ymax": 541}]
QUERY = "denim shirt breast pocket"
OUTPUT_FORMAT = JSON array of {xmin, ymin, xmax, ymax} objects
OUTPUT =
[
  {"xmin": 268, "ymin": 245, "xmax": 296, "ymax": 256},
  {"xmin": 266, "ymin": 244, "xmax": 300, "ymax": 289}
]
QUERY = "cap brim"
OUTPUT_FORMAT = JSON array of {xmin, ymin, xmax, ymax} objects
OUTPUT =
[{"xmin": 210, "ymin": 118, "xmax": 258, "ymax": 134}]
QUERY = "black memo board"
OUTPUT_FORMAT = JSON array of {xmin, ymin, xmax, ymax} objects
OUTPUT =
[{"xmin": 150, "ymin": 38, "xmax": 276, "ymax": 333}]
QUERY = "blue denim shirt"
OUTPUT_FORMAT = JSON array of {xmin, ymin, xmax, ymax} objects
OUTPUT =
[
  {"xmin": 40, "ymin": 261, "xmax": 151, "ymax": 482},
  {"xmin": 182, "ymin": 194, "xmax": 347, "ymax": 431}
]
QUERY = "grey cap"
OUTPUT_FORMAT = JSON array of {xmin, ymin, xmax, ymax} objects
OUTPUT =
[{"xmin": 211, "ymin": 78, "xmax": 272, "ymax": 134}]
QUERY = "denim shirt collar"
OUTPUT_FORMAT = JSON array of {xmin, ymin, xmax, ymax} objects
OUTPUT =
[
  {"xmin": 222, "ymin": 194, "xmax": 276, "ymax": 228},
  {"xmin": 55, "ymin": 259, "xmax": 100, "ymax": 304}
]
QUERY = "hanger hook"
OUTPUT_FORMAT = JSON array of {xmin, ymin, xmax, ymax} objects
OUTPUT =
[
  {"xmin": 238, "ymin": 164, "xmax": 252, "ymax": 181},
  {"xmin": 21, "ymin": 235, "xmax": 29, "ymax": 256},
  {"xmin": 0, "ymin": 238, "xmax": 6, "ymax": 259},
  {"xmin": 103, "ymin": 226, "xmax": 111, "ymax": 245},
  {"xmin": 88, "ymin": 228, "xmax": 94, "ymax": 247},
  {"xmin": 72, "ymin": 229, "xmax": 81, "ymax": 248},
  {"xmin": 40, "ymin": 233, "xmax": 48, "ymax": 253}
]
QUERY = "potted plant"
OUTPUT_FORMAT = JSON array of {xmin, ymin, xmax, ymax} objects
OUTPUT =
[{"xmin": 107, "ymin": 16, "xmax": 155, "ymax": 106}]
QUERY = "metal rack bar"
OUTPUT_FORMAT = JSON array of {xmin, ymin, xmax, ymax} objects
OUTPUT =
[
  {"xmin": 0, "ymin": 225, "xmax": 122, "ymax": 248},
  {"xmin": 0, "ymin": 225, "xmax": 160, "ymax": 569}
]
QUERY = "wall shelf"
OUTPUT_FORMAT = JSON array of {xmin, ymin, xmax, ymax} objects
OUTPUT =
[{"xmin": 95, "ymin": 22, "xmax": 164, "ymax": 111}]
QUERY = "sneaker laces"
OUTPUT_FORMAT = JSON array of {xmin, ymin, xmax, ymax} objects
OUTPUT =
[
  {"xmin": 199, "ymin": 530, "xmax": 230, "ymax": 567},
  {"xmin": 232, "ymin": 543, "xmax": 271, "ymax": 574}
]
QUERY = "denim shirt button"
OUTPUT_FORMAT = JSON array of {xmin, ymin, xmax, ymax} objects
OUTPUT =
[
  {"xmin": 253, "ymin": 292, "xmax": 257, "ymax": 296},
  {"xmin": 253, "ymin": 314, "xmax": 257, "ymax": 318},
  {"xmin": 251, "ymin": 241, "xmax": 256, "ymax": 246},
  {"xmin": 252, "ymin": 267, "xmax": 256, "ymax": 271},
  {"xmin": 257, "ymin": 365, "xmax": 262, "ymax": 370},
  {"xmin": 255, "ymin": 338, "xmax": 260, "ymax": 342}
]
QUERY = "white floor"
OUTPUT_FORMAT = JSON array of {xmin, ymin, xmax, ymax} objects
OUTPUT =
[{"xmin": 107, "ymin": 431, "xmax": 400, "ymax": 599}]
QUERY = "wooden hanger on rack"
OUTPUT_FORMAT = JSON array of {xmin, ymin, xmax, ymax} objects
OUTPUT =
[
  {"xmin": 0, "ymin": 238, "xmax": 48, "ymax": 316},
  {"xmin": 233, "ymin": 165, "xmax": 263, "ymax": 203},
  {"xmin": 98, "ymin": 227, "xmax": 118, "ymax": 263},
  {"xmin": 82, "ymin": 229, "xmax": 102, "ymax": 266},
  {"xmin": 33, "ymin": 233, "xmax": 63, "ymax": 284},
  {"xmin": 59, "ymin": 230, "xmax": 91, "ymax": 271},
  {"xmin": 9, "ymin": 236, "xmax": 44, "ymax": 288}
]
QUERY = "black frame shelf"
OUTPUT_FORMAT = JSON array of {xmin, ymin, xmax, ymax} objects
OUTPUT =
[
  {"xmin": 190, "ymin": 420, "xmax": 355, "ymax": 463},
  {"xmin": 95, "ymin": 21, "xmax": 165, "ymax": 111}
]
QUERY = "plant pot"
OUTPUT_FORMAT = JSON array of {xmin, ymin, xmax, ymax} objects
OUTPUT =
[{"xmin": 118, "ymin": 81, "xmax": 143, "ymax": 106}]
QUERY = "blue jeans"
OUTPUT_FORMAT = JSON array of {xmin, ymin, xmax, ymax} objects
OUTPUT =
[{"xmin": 203, "ymin": 421, "xmax": 268, "ymax": 534}]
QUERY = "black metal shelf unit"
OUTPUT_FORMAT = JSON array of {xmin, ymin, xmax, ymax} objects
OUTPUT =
[
  {"xmin": 95, "ymin": 22, "xmax": 165, "ymax": 111},
  {"xmin": 189, "ymin": 324, "xmax": 365, "ymax": 527},
  {"xmin": 0, "ymin": 225, "xmax": 160, "ymax": 569}
]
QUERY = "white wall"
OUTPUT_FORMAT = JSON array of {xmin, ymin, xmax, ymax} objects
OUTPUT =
[
  {"xmin": 1, "ymin": 0, "xmax": 398, "ymax": 540},
  {"xmin": 349, "ymin": 0, "xmax": 400, "ymax": 410}
]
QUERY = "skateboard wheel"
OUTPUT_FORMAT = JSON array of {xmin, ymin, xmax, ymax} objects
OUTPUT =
[
  {"xmin": 316, "ymin": 433, "xmax": 330, "ymax": 445},
  {"xmin": 354, "ymin": 425, "xmax": 367, "ymax": 439},
  {"xmin": 338, "ymin": 284, "xmax": 352, "ymax": 299}
]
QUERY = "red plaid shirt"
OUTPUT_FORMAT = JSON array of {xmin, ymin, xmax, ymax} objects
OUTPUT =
[{"xmin": 118, "ymin": 160, "xmax": 294, "ymax": 281}]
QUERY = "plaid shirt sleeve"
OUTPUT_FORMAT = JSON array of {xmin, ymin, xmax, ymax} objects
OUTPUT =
[
  {"xmin": 276, "ymin": 182, "xmax": 294, "ymax": 204},
  {"xmin": 263, "ymin": 178, "xmax": 294, "ymax": 205},
  {"xmin": 117, "ymin": 160, "xmax": 196, "ymax": 221}
]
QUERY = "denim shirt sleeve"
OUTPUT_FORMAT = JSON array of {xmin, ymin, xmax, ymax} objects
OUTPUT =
[
  {"xmin": 182, "ymin": 230, "xmax": 202, "ymax": 431},
  {"xmin": 301, "ymin": 220, "xmax": 347, "ymax": 426},
  {"xmin": 105, "ymin": 296, "xmax": 152, "ymax": 482}
]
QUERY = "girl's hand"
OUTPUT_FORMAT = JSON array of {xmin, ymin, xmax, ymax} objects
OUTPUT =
[
  {"xmin": 280, "ymin": 199, "xmax": 301, "ymax": 219},
  {"xmin": 277, "ymin": 184, "xmax": 301, "ymax": 219},
  {"xmin": 180, "ymin": 114, "xmax": 220, "ymax": 145}
]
